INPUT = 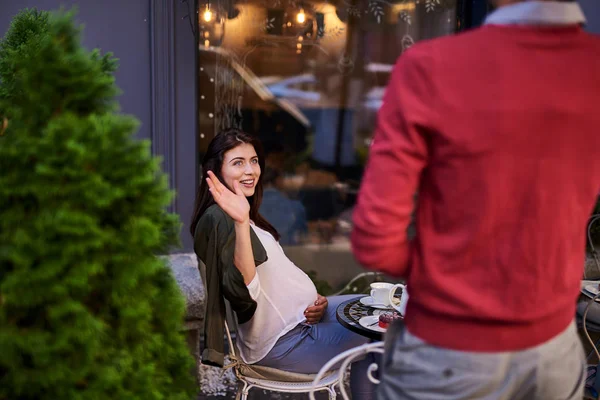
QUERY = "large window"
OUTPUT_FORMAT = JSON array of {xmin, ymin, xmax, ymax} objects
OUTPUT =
[{"xmin": 197, "ymin": 0, "xmax": 459, "ymax": 289}]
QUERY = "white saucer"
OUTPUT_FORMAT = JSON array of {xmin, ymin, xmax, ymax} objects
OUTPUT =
[
  {"xmin": 360, "ymin": 296, "xmax": 392, "ymax": 310},
  {"xmin": 358, "ymin": 316, "xmax": 386, "ymax": 333}
]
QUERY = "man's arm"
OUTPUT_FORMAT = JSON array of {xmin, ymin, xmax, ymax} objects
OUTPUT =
[{"xmin": 351, "ymin": 48, "xmax": 433, "ymax": 278}]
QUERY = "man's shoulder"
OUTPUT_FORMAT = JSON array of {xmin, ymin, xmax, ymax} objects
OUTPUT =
[{"xmin": 404, "ymin": 27, "xmax": 488, "ymax": 59}]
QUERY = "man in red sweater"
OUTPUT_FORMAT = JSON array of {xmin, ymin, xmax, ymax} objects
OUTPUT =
[{"xmin": 351, "ymin": 0, "xmax": 600, "ymax": 398}]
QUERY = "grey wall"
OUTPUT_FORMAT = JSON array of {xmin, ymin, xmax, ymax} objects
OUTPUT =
[
  {"xmin": 580, "ymin": 0, "xmax": 600, "ymax": 35},
  {"xmin": 0, "ymin": 0, "xmax": 153, "ymax": 140},
  {"xmin": 0, "ymin": 0, "xmax": 198, "ymax": 251},
  {"xmin": 173, "ymin": 1, "xmax": 198, "ymax": 251}
]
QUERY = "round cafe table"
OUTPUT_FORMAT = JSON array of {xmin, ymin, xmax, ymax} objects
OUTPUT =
[{"xmin": 335, "ymin": 296, "xmax": 404, "ymax": 341}]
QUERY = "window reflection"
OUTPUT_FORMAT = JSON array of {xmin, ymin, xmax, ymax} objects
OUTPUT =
[{"xmin": 197, "ymin": 0, "xmax": 456, "ymax": 287}]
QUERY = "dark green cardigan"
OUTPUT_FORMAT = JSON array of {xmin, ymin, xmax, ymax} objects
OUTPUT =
[{"xmin": 193, "ymin": 204, "xmax": 268, "ymax": 367}]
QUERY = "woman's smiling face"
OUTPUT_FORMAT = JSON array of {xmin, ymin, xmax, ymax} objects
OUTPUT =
[{"xmin": 221, "ymin": 142, "xmax": 261, "ymax": 197}]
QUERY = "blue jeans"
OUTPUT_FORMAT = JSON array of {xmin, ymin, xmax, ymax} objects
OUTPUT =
[{"xmin": 256, "ymin": 295, "xmax": 378, "ymax": 399}]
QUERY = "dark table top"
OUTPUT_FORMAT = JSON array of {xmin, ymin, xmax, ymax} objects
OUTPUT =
[{"xmin": 335, "ymin": 296, "xmax": 404, "ymax": 341}]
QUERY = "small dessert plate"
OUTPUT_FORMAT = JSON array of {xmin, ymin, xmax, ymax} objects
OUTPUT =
[{"xmin": 358, "ymin": 316, "xmax": 386, "ymax": 333}]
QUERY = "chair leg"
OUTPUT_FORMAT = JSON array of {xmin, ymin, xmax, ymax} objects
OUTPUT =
[
  {"xmin": 236, "ymin": 381, "xmax": 250, "ymax": 400},
  {"xmin": 327, "ymin": 385, "xmax": 337, "ymax": 400},
  {"xmin": 240, "ymin": 383, "xmax": 251, "ymax": 400}
]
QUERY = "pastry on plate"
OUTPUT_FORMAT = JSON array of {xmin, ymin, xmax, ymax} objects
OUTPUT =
[{"xmin": 378, "ymin": 311, "xmax": 402, "ymax": 329}]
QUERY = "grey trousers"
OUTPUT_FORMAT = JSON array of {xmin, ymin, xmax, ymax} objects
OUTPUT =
[{"xmin": 378, "ymin": 321, "xmax": 585, "ymax": 400}]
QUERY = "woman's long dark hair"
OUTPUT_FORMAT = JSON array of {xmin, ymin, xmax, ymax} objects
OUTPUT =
[{"xmin": 189, "ymin": 128, "xmax": 280, "ymax": 241}]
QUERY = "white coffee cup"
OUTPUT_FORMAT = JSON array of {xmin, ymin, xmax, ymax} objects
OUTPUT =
[
  {"xmin": 389, "ymin": 284, "xmax": 409, "ymax": 316},
  {"xmin": 370, "ymin": 282, "xmax": 395, "ymax": 306}
]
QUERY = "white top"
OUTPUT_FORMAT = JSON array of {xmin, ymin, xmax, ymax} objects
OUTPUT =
[
  {"xmin": 235, "ymin": 223, "xmax": 318, "ymax": 364},
  {"xmin": 484, "ymin": 1, "xmax": 585, "ymax": 26}
]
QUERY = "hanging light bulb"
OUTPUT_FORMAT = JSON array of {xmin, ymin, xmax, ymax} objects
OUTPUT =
[
  {"xmin": 296, "ymin": 9, "xmax": 306, "ymax": 24},
  {"xmin": 203, "ymin": 3, "xmax": 213, "ymax": 22}
]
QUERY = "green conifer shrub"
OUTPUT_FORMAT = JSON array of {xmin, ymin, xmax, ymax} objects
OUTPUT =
[{"xmin": 0, "ymin": 9, "xmax": 196, "ymax": 400}]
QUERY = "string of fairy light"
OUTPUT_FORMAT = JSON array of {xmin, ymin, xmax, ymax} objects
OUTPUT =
[
  {"xmin": 201, "ymin": 1, "xmax": 305, "ymax": 24},
  {"xmin": 203, "ymin": 1, "xmax": 213, "ymax": 22}
]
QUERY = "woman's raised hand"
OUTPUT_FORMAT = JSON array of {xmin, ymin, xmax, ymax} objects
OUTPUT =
[{"xmin": 206, "ymin": 171, "xmax": 250, "ymax": 224}]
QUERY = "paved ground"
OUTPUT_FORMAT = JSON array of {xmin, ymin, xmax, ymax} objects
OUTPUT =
[
  {"xmin": 197, "ymin": 389, "xmax": 333, "ymax": 399},
  {"xmin": 196, "ymin": 360, "xmax": 339, "ymax": 399},
  {"xmin": 195, "ymin": 329, "xmax": 598, "ymax": 400}
]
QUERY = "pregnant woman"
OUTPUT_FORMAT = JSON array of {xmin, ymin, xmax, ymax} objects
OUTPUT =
[{"xmin": 190, "ymin": 128, "xmax": 376, "ymax": 399}]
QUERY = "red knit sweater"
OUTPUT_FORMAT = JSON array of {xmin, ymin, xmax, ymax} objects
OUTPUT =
[{"xmin": 352, "ymin": 24, "xmax": 600, "ymax": 351}]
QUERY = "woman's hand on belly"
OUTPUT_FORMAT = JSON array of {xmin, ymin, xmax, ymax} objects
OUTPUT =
[{"xmin": 303, "ymin": 294, "xmax": 328, "ymax": 324}]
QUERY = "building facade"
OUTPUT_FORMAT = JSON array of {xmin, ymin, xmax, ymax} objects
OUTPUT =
[{"xmin": 1, "ymin": 0, "xmax": 598, "ymax": 288}]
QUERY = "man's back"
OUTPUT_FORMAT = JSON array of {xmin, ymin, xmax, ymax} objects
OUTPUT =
[{"xmin": 352, "ymin": 23, "xmax": 600, "ymax": 351}]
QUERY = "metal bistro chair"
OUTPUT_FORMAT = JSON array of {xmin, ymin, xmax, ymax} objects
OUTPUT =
[
  {"xmin": 580, "ymin": 283, "xmax": 600, "ymax": 399},
  {"xmin": 223, "ymin": 320, "xmax": 340, "ymax": 400},
  {"xmin": 580, "ymin": 214, "xmax": 600, "ymax": 352},
  {"xmin": 578, "ymin": 214, "xmax": 600, "ymax": 398},
  {"xmin": 221, "ymin": 270, "xmax": 388, "ymax": 399},
  {"xmin": 222, "ymin": 268, "xmax": 390, "ymax": 399},
  {"xmin": 197, "ymin": 259, "xmax": 340, "ymax": 399}
]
